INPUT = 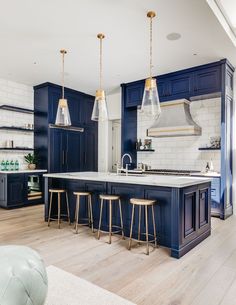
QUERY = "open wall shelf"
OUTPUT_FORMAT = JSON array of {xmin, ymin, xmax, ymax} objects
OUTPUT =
[
  {"xmin": 136, "ymin": 149, "xmax": 155, "ymax": 152},
  {"xmin": 0, "ymin": 148, "xmax": 34, "ymax": 151},
  {"xmin": 198, "ymin": 147, "xmax": 221, "ymax": 151},
  {"xmin": 0, "ymin": 105, "xmax": 34, "ymax": 114},
  {"xmin": 0, "ymin": 126, "xmax": 34, "ymax": 132}
]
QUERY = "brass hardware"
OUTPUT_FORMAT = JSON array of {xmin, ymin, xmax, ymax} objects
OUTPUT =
[
  {"xmin": 97, "ymin": 33, "xmax": 105, "ymax": 39},
  {"xmin": 95, "ymin": 89, "xmax": 105, "ymax": 100},
  {"xmin": 145, "ymin": 78, "xmax": 156, "ymax": 90},
  {"xmin": 48, "ymin": 189, "xmax": 70, "ymax": 229},
  {"xmin": 128, "ymin": 199, "xmax": 157, "ymax": 255},
  {"xmin": 73, "ymin": 192, "xmax": 94, "ymax": 234},
  {"xmin": 97, "ymin": 195, "xmax": 124, "ymax": 243},
  {"xmin": 147, "ymin": 11, "xmax": 156, "ymax": 18},
  {"xmin": 58, "ymin": 98, "xmax": 68, "ymax": 108},
  {"xmin": 60, "ymin": 49, "xmax": 67, "ymax": 55}
]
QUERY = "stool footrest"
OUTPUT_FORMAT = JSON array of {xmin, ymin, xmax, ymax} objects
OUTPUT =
[{"xmin": 98, "ymin": 225, "xmax": 123, "ymax": 235}]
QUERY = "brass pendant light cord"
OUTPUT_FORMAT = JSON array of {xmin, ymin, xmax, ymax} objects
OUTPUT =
[
  {"xmin": 100, "ymin": 36, "xmax": 102, "ymax": 90},
  {"xmin": 60, "ymin": 49, "xmax": 67, "ymax": 99},
  {"xmin": 150, "ymin": 15, "xmax": 153, "ymax": 79}
]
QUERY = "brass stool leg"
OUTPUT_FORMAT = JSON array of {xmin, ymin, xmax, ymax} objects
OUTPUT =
[
  {"xmin": 58, "ymin": 193, "xmax": 61, "ymax": 229},
  {"xmin": 66, "ymin": 192, "xmax": 71, "ymax": 225},
  {"xmin": 138, "ymin": 205, "xmax": 141, "ymax": 244},
  {"xmin": 98, "ymin": 198, "xmax": 104, "ymax": 240},
  {"xmin": 128, "ymin": 204, "xmax": 135, "ymax": 250},
  {"xmin": 48, "ymin": 192, "xmax": 53, "ymax": 227},
  {"xmin": 75, "ymin": 196, "xmax": 80, "ymax": 234},
  {"xmin": 89, "ymin": 194, "xmax": 94, "ymax": 233},
  {"xmin": 145, "ymin": 205, "xmax": 149, "ymax": 255},
  {"xmin": 109, "ymin": 200, "xmax": 112, "ymax": 244},
  {"xmin": 152, "ymin": 205, "xmax": 157, "ymax": 247},
  {"xmin": 119, "ymin": 199, "xmax": 124, "ymax": 239}
]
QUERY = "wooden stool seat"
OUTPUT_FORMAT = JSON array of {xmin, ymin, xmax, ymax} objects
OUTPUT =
[
  {"xmin": 99, "ymin": 194, "xmax": 120, "ymax": 201},
  {"xmin": 48, "ymin": 189, "xmax": 70, "ymax": 229},
  {"xmin": 130, "ymin": 198, "xmax": 156, "ymax": 206},
  {"xmin": 73, "ymin": 191, "xmax": 91, "ymax": 196},
  {"xmin": 49, "ymin": 189, "xmax": 66, "ymax": 193},
  {"xmin": 74, "ymin": 192, "xmax": 94, "ymax": 234},
  {"xmin": 98, "ymin": 195, "xmax": 124, "ymax": 244},
  {"xmin": 128, "ymin": 198, "xmax": 157, "ymax": 255}
]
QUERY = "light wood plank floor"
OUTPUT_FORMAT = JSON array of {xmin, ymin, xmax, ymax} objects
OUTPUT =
[{"xmin": 1, "ymin": 205, "xmax": 236, "ymax": 305}]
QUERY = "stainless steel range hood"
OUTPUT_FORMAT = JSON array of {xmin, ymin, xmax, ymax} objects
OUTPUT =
[{"xmin": 147, "ymin": 99, "xmax": 201, "ymax": 137}]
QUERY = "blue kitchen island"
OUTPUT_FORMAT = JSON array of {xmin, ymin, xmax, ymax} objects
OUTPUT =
[{"xmin": 44, "ymin": 172, "xmax": 211, "ymax": 258}]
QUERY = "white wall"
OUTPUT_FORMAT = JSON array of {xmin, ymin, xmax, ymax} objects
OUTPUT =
[
  {"xmin": 0, "ymin": 78, "xmax": 34, "ymax": 169},
  {"xmin": 98, "ymin": 90, "xmax": 121, "ymax": 172},
  {"xmin": 137, "ymin": 98, "xmax": 221, "ymax": 172}
]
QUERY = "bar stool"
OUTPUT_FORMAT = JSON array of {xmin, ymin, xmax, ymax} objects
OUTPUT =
[
  {"xmin": 128, "ymin": 198, "xmax": 157, "ymax": 255},
  {"xmin": 97, "ymin": 194, "xmax": 124, "ymax": 244},
  {"xmin": 73, "ymin": 192, "xmax": 94, "ymax": 234},
  {"xmin": 48, "ymin": 189, "xmax": 70, "ymax": 229}
]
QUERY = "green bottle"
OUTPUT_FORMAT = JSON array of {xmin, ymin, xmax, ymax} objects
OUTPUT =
[
  {"xmin": 10, "ymin": 160, "xmax": 14, "ymax": 171},
  {"xmin": 1, "ymin": 160, "xmax": 5, "ymax": 171},
  {"xmin": 15, "ymin": 160, "xmax": 19, "ymax": 171},
  {"xmin": 5, "ymin": 160, "xmax": 9, "ymax": 171}
]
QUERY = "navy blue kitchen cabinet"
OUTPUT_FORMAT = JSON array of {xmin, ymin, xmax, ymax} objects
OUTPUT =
[
  {"xmin": 210, "ymin": 177, "xmax": 221, "ymax": 216},
  {"xmin": 0, "ymin": 172, "xmax": 44, "ymax": 208},
  {"xmin": 121, "ymin": 59, "xmax": 234, "ymax": 220},
  {"xmin": 193, "ymin": 66, "xmax": 221, "ymax": 95},
  {"xmin": 7, "ymin": 174, "xmax": 26, "ymax": 206},
  {"xmin": 49, "ymin": 129, "xmax": 82, "ymax": 173},
  {"xmin": 124, "ymin": 61, "xmax": 222, "ymax": 108},
  {"xmin": 34, "ymin": 82, "xmax": 98, "ymax": 173}
]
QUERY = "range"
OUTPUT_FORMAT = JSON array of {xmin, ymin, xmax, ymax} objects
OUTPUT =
[{"xmin": 145, "ymin": 169, "xmax": 201, "ymax": 176}]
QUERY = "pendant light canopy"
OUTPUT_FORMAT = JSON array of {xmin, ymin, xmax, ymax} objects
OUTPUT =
[
  {"xmin": 91, "ymin": 33, "xmax": 108, "ymax": 122},
  {"xmin": 55, "ymin": 49, "xmax": 72, "ymax": 126},
  {"xmin": 141, "ymin": 11, "xmax": 161, "ymax": 120}
]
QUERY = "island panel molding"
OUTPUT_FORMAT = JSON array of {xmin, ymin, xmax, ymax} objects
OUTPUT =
[
  {"xmin": 121, "ymin": 59, "xmax": 234, "ymax": 220},
  {"xmin": 44, "ymin": 172, "xmax": 211, "ymax": 258}
]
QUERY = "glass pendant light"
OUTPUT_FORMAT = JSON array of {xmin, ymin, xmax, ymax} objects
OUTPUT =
[
  {"xmin": 55, "ymin": 49, "xmax": 72, "ymax": 126},
  {"xmin": 91, "ymin": 33, "xmax": 108, "ymax": 121},
  {"xmin": 141, "ymin": 11, "xmax": 161, "ymax": 120}
]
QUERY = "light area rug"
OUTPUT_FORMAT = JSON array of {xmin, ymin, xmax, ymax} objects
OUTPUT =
[{"xmin": 45, "ymin": 265, "xmax": 136, "ymax": 305}]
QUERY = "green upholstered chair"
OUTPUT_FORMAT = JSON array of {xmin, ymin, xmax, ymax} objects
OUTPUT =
[{"xmin": 0, "ymin": 245, "xmax": 48, "ymax": 305}]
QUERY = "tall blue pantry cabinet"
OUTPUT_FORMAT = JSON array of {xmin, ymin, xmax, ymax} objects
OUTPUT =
[{"xmin": 34, "ymin": 82, "xmax": 98, "ymax": 173}]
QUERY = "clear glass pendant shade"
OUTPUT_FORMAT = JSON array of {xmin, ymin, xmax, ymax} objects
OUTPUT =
[
  {"xmin": 141, "ymin": 78, "xmax": 161, "ymax": 120},
  {"xmin": 55, "ymin": 98, "xmax": 71, "ymax": 126},
  {"xmin": 91, "ymin": 90, "xmax": 108, "ymax": 121}
]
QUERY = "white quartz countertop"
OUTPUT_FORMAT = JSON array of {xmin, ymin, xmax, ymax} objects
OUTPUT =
[
  {"xmin": 0, "ymin": 169, "xmax": 47, "ymax": 174},
  {"xmin": 43, "ymin": 172, "xmax": 212, "ymax": 188}
]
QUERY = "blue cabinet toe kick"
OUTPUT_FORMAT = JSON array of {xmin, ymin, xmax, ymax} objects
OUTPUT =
[{"xmin": 44, "ymin": 177, "xmax": 211, "ymax": 258}]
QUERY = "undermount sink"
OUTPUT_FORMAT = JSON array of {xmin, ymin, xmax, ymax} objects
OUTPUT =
[{"xmin": 109, "ymin": 173, "xmax": 147, "ymax": 177}]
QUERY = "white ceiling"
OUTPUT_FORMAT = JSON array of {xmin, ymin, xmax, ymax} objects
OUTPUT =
[{"xmin": 0, "ymin": 0, "xmax": 236, "ymax": 95}]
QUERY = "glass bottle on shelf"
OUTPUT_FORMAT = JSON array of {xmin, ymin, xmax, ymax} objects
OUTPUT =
[
  {"xmin": 10, "ymin": 160, "xmax": 14, "ymax": 171},
  {"xmin": 5, "ymin": 160, "xmax": 9, "ymax": 171},
  {"xmin": 1, "ymin": 160, "xmax": 5, "ymax": 171},
  {"xmin": 15, "ymin": 160, "xmax": 19, "ymax": 171}
]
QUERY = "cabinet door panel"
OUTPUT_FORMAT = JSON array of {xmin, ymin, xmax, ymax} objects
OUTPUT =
[
  {"xmin": 82, "ymin": 129, "xmax": 98, "ymax": 171},
  {"xmin": 125, "ymin": 84, "xmax": 144, "ymax": 108},
  {"xmin": 7, "ymin": 175, "xmax": 25, "ymax": 206},
  {"xmin": 168, "ymin": 73, "xmax": 192, "ymax": 99},
  {"xmin": 66, "ymin": 131, "xmax": 82, "ymax": 172},
  {"xmin": 49, "ymin": 129, "xmax": 66, "ymax": 173},
  {"xmin": 193, "ymin": 67, "xmax": 221, "ymax": 95}
]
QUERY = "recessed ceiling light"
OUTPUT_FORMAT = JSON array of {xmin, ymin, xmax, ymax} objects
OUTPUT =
[
  {"xmin": 193, "ymin": 53, "xmax": 197, "ymax": 56},
  {"xmin": 166, "ymin": 33, "xmax": 181, "ymax": 41}
]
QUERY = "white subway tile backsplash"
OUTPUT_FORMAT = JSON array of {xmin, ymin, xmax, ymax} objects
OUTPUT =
[
  {"xmin": 0, "ymin": 78, "xmax": 34, "ymax": 169},
  {"xmin": 137, "ymin": 98, "xmax": 221, "ymax": 172}
]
